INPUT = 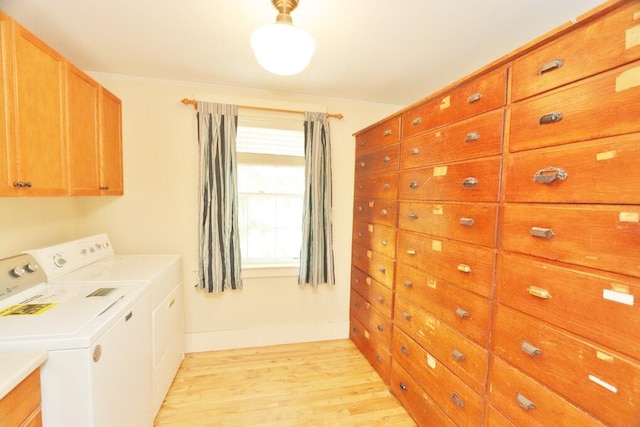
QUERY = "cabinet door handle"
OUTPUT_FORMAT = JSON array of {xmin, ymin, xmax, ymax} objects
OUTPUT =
[
  {"xmin": 464, "ymin": 131, "xmax": 480, "ymax": 142},
  {"xmin": 377, "ymin": 324, "xmax": 384, "ymax": 332},
  {"xmin": 521, "ymin": 341, "xmax": 543, "ymax": 357},
  {"xmin": 383, "ymin": 129, "xmax": 392, "ymax": 136},
  {"xmin": 403, "ymin": 280, "xmax": 413, "ymax": 288},
  {"xmin": 408, "ymin": 212, "xmax": 419, "ymax": 220},
  {"xmin": 459, "ymin": 217, "xmax": 475, "ymax": 227},
  {"xmin": 411, "ymin": 117, "xmax": 422, "ymax": 126},
  {"xmin": 467, "ymin": 92, "xmax": 483, "ymax": 104},
  {"xmin": 381, "ymin": 209, "xmax": 388, "ymax": 216},
  {"xmin": 527, "ymin": 286, "xmax": 552, "ymax": 299},
  {"xmin": 376, "ymin": 296, "xmax": 384, "ymax": 303},
  {"xmin": 401, "ymin": 312, "xmax": 412, "ymax": 320},
  {"xmin": 409, "ymin": 181, "xmax": 419, "ymax": 189},
  {"xmin": 382, "ymin": 156, "xmax": 391, "ymax": 164},
  {"xmin": 410, "ymin": 147, "xmax": 420, "ymax": 155},
  {"xmin": 530, "ymin": 227, "xmax": 555, "ymax": 239},
  {"xmin": 452, "ymin": 349, "xmax": 466, "ymax": 361},
  {"xmin": 24, "ymin": 181, "xmax": 33, "ymax": 188},
  {"xmin": 462, "ymin": 177, "xmax": 478, "ymax": 189},
  {"xmin": 378, "ymin": 266, "xmax": 386, "ymax": 273},
  {"xmin": 399, "ymin": 382, "xmax": 408, "ymax": 391},
  {"xmin": 401, "ymin": 345, "xmax": 409, "ymax": 355},
  {"xmin": 539, "ymin": 112, "xmax": 563, "ymax": 125},
  {"xmin": 375, "ymin": 354, "xmax": 383, "ymax": 362},
  {"xmin": 380, "ymin": 239, "xmax": 387, "ymax": 247},
  {"xmin": 13, "ymin": 181, "xmax": 24, "ymax": 187},
  {"xmin": 451, "ymin": 392, "xmax": 465, "ymax": 408},
  {"xmin": 516, "ymin": 393, "xmax": 536, "ymax": 411},
  {"xmin": 533, "ymin": 166, "xmax": 568, "ymax": 184},
  {"xmin": 383, "ymin": 183, "xmax": 390, "ymax": 190},
  {"xmin": 455, "ymin": 307, "xmax": 470, "ymax": 319},
  {"xmin": 540, "ymin": 58, "xmax": 564, "ymax": 74}
]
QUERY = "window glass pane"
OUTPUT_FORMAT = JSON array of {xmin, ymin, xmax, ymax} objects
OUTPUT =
[
  {"xmin": 276, "ymin": 228, "xmax": 301, "ymax": 259},
  {"xmin": 247, "ymin": 195, "xmax": 276, "ymax": 229},
  {"xmin": 276, "ymin": 196, "xmax": 303, "ymax": 228},
  {"xmin": 246, "ymin": 228, "xmax": 276, "ymax": 259}
]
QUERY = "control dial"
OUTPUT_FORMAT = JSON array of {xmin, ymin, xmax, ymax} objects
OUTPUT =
[
  {"xmin": 10, "ymin": 266, "xmax": 25, "ymax": 278},
  {"xmin": 25, "ymin": 262, "xmax": 39, "ymax": 273}
]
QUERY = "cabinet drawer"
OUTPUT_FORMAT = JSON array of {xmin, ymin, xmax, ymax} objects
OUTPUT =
[
  {"xmin": 354, "ymin": 171, "xmax": 398, "ymax": 199},
  {"xmin": 485, "ymin": 405, "xmax": 516, "ymax": 427},
  {"xmin": 352, "ymin": 220, "xmax": 396, "ymax": 259},
  {"xmin": 488, "ymin": 356, "xmax": 604, "ymax": 427},
  {"xmin": 351, "ymin": 242, "xmax": 395, "ymax": 288},
  {"xmin": 392, "ymin": 328, "xmax": 485, "ymax": 427},
  {"xmin": 397, "ymin": 231, "xmax": 495, "ymax": 298},
  {"xmin": 350, "ymin": 266, "xmax": 393, "ymax": 318},
  {"xmin": 511, "ymin": 1, "xmax": 640, "ymax": 101},
  {"xmin": 355, "ymin": 143, "xmax": 400, "ymax": 175},
  {"xmin": 390, "ymin": 361, "xmax": 456, "ymax": 427},
  {"xmin": 353, "ymin": 198, "xmax": 397, "ymax": 228},
  {"xmin": 395, "ymin": 262, "xmax": 492, "ymax": 346},
  {"xmin": 510, "ymin": 61, "xmax": 640, "ymax": 152},
  {"xmin": 350, "ymin": 289, "xmax": 392, "ymax": 349},
  {"xmin": 394, "ymin": 296, "xmax": 489, "ymax": 394},
  {"xmin": 355, "ymin": 115, "xmax": 401, "ymax": 155},
  {"xmin": 501, "ymin": 203, "xmax": 640, "ymax": 278},
  {"xmin": 402, "ymin": 66, "xmax": 507, "ymax": 138},
  {"xmin": 399, "ymin": 158, "xmax": 501, "ymax": 202},
  {"xmin": 504, "ymin": 133, "xmax": 640, "ymax": 204},
  {"xmin": 493, "ymin": 305, "xmax": 640, "ymax": 427},
  {"xmin": 398, "ymin": 201, "xmax": 498, "ymax": 248},
  {"xmin": 497, "ymin": 252, "xmax": 640, "ymax": 362},
  {"xmin": 349, "ymin": 316, "xmax": 391, "ymax": 383},
  {"xmin": 401, "ymin": 108, "xmax": 504, "ymax": 169}
]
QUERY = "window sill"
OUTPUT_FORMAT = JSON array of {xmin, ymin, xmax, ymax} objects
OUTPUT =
[{"xmin": 241, "ymin": 265, "xmax": 299, "ymax": 279}]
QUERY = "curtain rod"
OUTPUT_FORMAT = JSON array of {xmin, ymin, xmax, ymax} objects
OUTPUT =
[{"xmin": 180, "ymin": 98, "xmax": 344, "ymax": 120}]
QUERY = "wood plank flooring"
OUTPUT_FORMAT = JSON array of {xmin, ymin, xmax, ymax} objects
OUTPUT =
[{"xmin": 154, "ymin": 339, "xmax": 416, "ymax": 426}]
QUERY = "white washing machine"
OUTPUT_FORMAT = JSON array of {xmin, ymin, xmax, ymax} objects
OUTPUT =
[{"xmin": 26, "ymin": 233, "xmax": 185, "ymax": 418}]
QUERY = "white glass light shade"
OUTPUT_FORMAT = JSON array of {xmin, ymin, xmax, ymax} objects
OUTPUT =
[{"xmin": 251, "ymin": 23, "xmax": 316, "ymax": 76}]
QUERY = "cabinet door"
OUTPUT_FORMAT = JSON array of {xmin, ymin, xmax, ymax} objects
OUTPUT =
[
  {"xmin": 67, "ymin": 64, "xmax": 100, "ymax": 195},
  {"xmin": 14, "ymin": 24, "xmax": 67, "ymax": 195},
  {"xmin": 99, "ymin": 87, "xmax": 123, "ymax": 194},
  {"xmin": 0, "ymin": 16, "xmax": 17, "ymax": 196}
]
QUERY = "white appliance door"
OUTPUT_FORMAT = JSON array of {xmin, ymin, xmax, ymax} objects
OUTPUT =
[{"xmin": 92, "ymin": 291, "xmax": 153, "ymax": 427}]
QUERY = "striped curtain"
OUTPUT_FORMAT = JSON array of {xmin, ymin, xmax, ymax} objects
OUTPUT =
[
  {"xmin": 196, "ymin": 102, "xmax": 243, "ymax": 292},
  {"xmin": 299, "ymin": 112, "xmax": 335, "ymax": 287}
]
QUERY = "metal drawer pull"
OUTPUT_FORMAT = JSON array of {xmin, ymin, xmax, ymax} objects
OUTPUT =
[
  {"xmin": 464, "ymin": 131, "xmax": 480, "ymax": 142},
  {"xmin": 406, "ymin": 249, "xmax": 416, "ymax": 255},
  {"xmin": 380, "ymin": 239, "xmax": 387, "ymax": 246},
  {"xmin": 401, "ymin": 345, "xmax": 409, "ymax": 355},
  {"xmin": 539, "ymin": 112, "xmax": 563, "ymax": 125},
  {"xmin": 382, "ymin": 156, "xmax": 391, "ymax": 163},
  {"xmin": 408, "ymin": 212, "xmax": 419, "ymax": 220},
  {"xmin": 462, "ymin": 177, "xmax": 478, "ymax": 189},
  {"xmin": 383, "ymin": 129, "xmax": 392, "ymax": 136},
  {"xmin": 467, "ymin": 92, "xmax": 483, "ymax": 104},
  {"xmin": 409, "ymin": 181, "xmax": 419, "ymax": 189},
  {"xmin": 530, "ymin": 227, "xmax": 555, "ymax": 239},
  {"xmin": 410, "ymin": 147, "xmax": 420, "ymax": 155},
  {"xmin": 403, "ymin": 280, "xmax": 413, "ymax": 288},
  {"xmin": 459, "ymin": 217, "xmax": 475, "ymax": 227},
  {"xmin": 540, "ymin": 58, "xmax": 564, "ymax": 74},
  {"xmin": 516, "ymin": 393, "xmax": 536, "ymax": 411},
  {"xmin": 411, "ymin": 117, "xmax": 422, "ymax": 126},
  {"xmin": 527, "ymin": 286, "xmax": 552, "ymax": 299},
  {"xmin": 455, "ymin": 307, "xmax": 470, "ymax": 319},
  {"xmin": 451, "ymin": 392, "xmax": 465, "ymax": 408},
  {"xmin": 375, "ymin": 354, "xmax": 383, "ymax": 362},
  {"xmin": 377, "ymin": 324, "xmax": 384, "ymax": 332},
  {"xmin": 399, "ymin": 382, "xmax": 408, "ymax": 391},
  {"xmin": 378, "ymin": 266, "xmax": 386, "ymax": 273},
  {"xmin": 533, "ymin": 166, "xmax": 568, "ymax": 184},
  {"xmin": 381, "ymin": 209, "xmax": 388, "ymax": 216},
  {"xmin": 376, "ymin": 296, "xmax": 384, "ymax": 303},
  {"xmin": 457, "ymin": 264, "xmax": 472, "ymax": 273},
  {"xmin": 359, "ymin": 161, "xmax": 366, "ymax": 168},
  {"xmin": 521, "ymin": 341, "xmax": 543, "ymax": 357},
  {"xmin": 383, "ymin": 183, "xmax": 390, "ymax": 190},
  {"xmin": 452, "ymin": 349, "xmax": 466, "ymax": 361},
  {"xmin": 401, "ymin": 312, "xmax": 412, "ymax": 320}
]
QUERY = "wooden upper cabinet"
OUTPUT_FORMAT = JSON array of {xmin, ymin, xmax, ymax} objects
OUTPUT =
[
  {"xmin": 67, "ymin": 64, "xmax": 100, "ymax": 195},
  {"xmin": 98, "ymin": 87, "xmax": 123, "ymax": 195},
  {"xmin": 0, "ymin": 16, "xmax": 16, "ymax": 196}
]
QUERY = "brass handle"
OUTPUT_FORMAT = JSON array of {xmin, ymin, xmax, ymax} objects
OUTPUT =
[
  {"xmin": 24, "ymin": 181, "xmax": 33, "ymax": 188},
  {"xmin": 530, "ymin": 227, "xmax": 555, "ymax": 239},
  {"xmin": 539, "ymin": 112, "xmax": 563, "ymax": 125},
  {"xmin": 411, "ymin": 117, "xmax": 422, "ymax": 126},
  {"xmin": 457, "ymin": 264, "xmax": 472, "ymax": 273},
  {"xmin": 403, "ymin": 280, "xmax": 413, "ymax": 288},
  {"xmin": 455, "ymin": 307, "xmax": 470, "ymax": 319},
  {"xmin": 533, "ymin": 166, "xmax": 568, "ymax": 184},
  {"xmin": 464, "ymin": 131, "xmax": 480, "ymax": 142},
  {"xmin": 383, "ymin": 129, "xmax": 392, "ymax": 136},
  {"xmin": 382, "ymin": 156, "xmax": 391, "ymax": 164},
  {"xmin": 401, "ymin": 345, "xmax": 409, "ymax": 355},
  {"xmin": 408, "ymin": 212, "xmax": 419, "ymax": 220},
  {"xmin": 540, "ymin": 58, "xmax": 564, "ymax": 74},
  {"xmin": 527, "ymin": 286, "xmax": 552, "ymax": 299},
  {"xmin": 13, "ymin": 181, "xmax": 24, "ymax": 187},
  {"xmin": 409, "ymin": 181, "xmax": 419, "ymax": 189},
  {"xmin": 516, "ymin": 393, "xmax": 536, "ymax": 411},
  {"xmin": 462, "ymin": 177, "xmax": 478, "ymax": 189},
  {"xmin": 521, "ymin": 341, "xmax": 543, "ymax": 357},
  {"xmin": 399, "ymin": 382, "xmax": 408, "ymax": 391},
  {"xmin": 377, "ymin": 324, "xmax": 384, "ymax": 332},
  {"xmin": 451, "ymin": 392, "xmax": 465, "ymax": 408},
  {"xmin": 467, "ymin": 92, "xmax": 483, "ymax": 104},
  {"xmin": 401, "ymin": 312, "xmax": 412, "ymax": 320},
  {"xmin": 406, "ymin": 249, "xmax": 416, "ymax": 255},
  {"xmin": 410, "ymin": 147, "xmax": 420, "ymax": 155},
  {"xmin": 459, "ymin": 217, "xmax": 475, "ymax": 227}
]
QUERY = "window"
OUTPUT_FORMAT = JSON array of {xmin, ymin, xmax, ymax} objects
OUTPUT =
[{"xmin": 236, "ymin": 111, "xmax": 305, "ymax": 268}]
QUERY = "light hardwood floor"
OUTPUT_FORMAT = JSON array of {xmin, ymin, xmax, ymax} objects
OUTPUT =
[{"xmin": 154, "ymin": 339, "xmax": 416, "ymax": 426}]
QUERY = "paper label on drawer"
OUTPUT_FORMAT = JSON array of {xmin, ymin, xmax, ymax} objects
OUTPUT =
[
  {"xmin": 367, "ymin": 250, "xmax": 372, "ymax": 259},
  {"xmin": 440, "ymin": 96, "xmax": 451, "ymax": 110},
  {"xmin": 615, "ymin": 66, "xmax": 640, "ymax": 91},
  {"xmin": 626, "ymin": 25, "xmax": 640, "ymax": 49},
  {"xmin": 435, "ymin": 131, "xmax": 442, "ymax": 138},
  {"xmin": 426, "ymin": 353, "xmax": 437, "ymax": 369},
  {"xmin": 603, "ymin": 289, "xmax": 634, "ymax": 306},
  {"xmin": 427, "ymin": 278, "xmax": 437, "ymax": 289},
  {"xmin": 588, "ymin": 375, "xmax": 618, "ymax": 393},
  {"xmin": 368, "ymin": 224, "xmax": 374, "ymax": 233},
  {"xmin": 431, "ymin": 240, "xmax": 442, "ymax": 252},
  {"xmin": 433, "ymin": 166, "xmax": 448, "ymax": 177},
  {"xmin": 596, "ymin": 150, "xmax": 617, "ymax": 161},
  {"xmin": 364, "ymin": 330, "xmax": 370, "ymax": 339},
  {"xmin": 425, "ymin": 316, "xmax": 437, "ymax": 331},
  {"xmin": 619, "ymin": 211, "xmax": 640, "ymax": 223},
  {"xmin": 432, "ymin": 204, "xmax": 444, "ymax": 215},
  {"xmin": 596, "ymin": 351, "xmax": 615, "ymax": 363}
]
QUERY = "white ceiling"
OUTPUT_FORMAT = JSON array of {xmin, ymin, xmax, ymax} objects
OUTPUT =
[{"xmin": 0, "ymin": 0, "xmax": 604, "ymax": 106}]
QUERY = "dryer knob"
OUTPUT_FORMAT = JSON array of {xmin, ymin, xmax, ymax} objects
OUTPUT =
[
  {"xmin": 25, "ymin": 262, "xmax": 39, "ymax": 273},
  {"xmin": 53, "ymin": 254, "xmax": 67, "ymax": 268},
  {"xmin": 11, "ymin": 266, "xmax": 25, "ymax": 278}
]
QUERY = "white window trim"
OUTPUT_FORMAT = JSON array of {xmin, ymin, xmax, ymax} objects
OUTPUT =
[{"xmin": 241, "ymin": 265, "xmax": 299, "ymax": 279}]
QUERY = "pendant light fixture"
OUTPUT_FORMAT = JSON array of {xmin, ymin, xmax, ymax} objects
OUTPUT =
[{"xmin": 251, "ymin": 0, "xmax": 316, "ymax": 76}]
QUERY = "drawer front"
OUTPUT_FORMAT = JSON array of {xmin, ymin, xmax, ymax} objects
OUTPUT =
[
  {"xmin": 510, "ymin": 61, "xmax": 640, "ymax": 152},
  {"xmin": 351, "ymin": 266, "xmax": 393, "ymax": 318},
  {"xmin": 352, "ymin": 220, "xmax": 396, "ymax": 259},
  {"xmin": 501, "ymin": 203, "xmax": 640, "ymax": 278},
  {"xmin": 349, "ymin": 289, "xmax": 392, "ymax": 349},
  {"xmin": 485, "ymin": 405, "xmax": 516, "ymax": 427},
  {"xmin": 497, "ymin": 252, "xmax": 640, "ymax": 359},
  {"xmin": 397, "ymin": 230, "xmax": 496, "ymax": 298},
  {"xmin": 353, "ymin": 198, "xmax": 397, "ymax": 228},
  {"xmin": 349, "ymin": 316, "xmax": 391, "ymax": 383},
  {"xmin": 493, "ymin": 305, "xmax": 640, "ymax": 427},
  {"xmin": 488, "ymin": 356, "xmax": 604, "ymax": 427},
  {"xmin": 390, "ymin": 361, "xmax": 456, "ymax": 427},
  {"xmin": 355, "ymin": 115, "xmax": 401, "ymax": 155},
  {"xmin": 392, "ymin": 328, "xmax": 485, "ymax": 427},
  {"xmin": 401, "ymin": 108, "xmax": 504, "ymax": 169},
  {"xmin": 0, "ymin": 369, "xmax": 41, "ymax": 427},
  {"xmin": 394, "ymin": 296, "xmax": 489, "ymax": 394},
  {"xmin": 402, "ymin": 66, "xmax": 507, "ymax": 138},
  {"xmin": 395, "ymin": 262, "xmax": 492, "ymax": 346},
  {"xmin": 399, "ymin": 158, "xmax": 501, "ymax": 202},
  {"xmin": 504, "ymin": 133, "xmax": 640, "ymax": 204},
  {"xmin": 355, "ymin": 143, "xmax": 400, "ymax": 175},
  {"xmin": 351, "ymin": 242, "xmax": 395, "ymax": 288},
  {"xmin": 511, "ymin": 1, "xmax": 640, "ymax": 101},
  {"xmin": 398, "ymin": 201, "xmax": 498, "ymax": 248},
  {"xmin": 354, "ymin": 171, "xmax": 398, "ymax": 199}
]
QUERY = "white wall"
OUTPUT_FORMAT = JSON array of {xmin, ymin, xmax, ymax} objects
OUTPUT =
[{"xmin": 0, "ymin": 75, "xmax": 401, "ymax": 352}]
